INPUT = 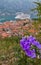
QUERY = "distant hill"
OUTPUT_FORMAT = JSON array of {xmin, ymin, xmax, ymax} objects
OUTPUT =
[
  {"xmin": 0, "ymin": 0, "xmax": 38, "ymax": 22},
  {"xmin": 0, "ymin": 0, "xmax": 41, "ymax": 13}
]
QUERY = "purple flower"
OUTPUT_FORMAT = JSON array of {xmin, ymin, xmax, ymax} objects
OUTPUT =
[
  {"xmin": 20, "ymin": 39, "xmax": 30, "ymax": 50},
  {"xmin": 27, "ymin": 35, "xmax": 36, "ymax": 43},
  {"xmin": 20, "ymin": 35, "xmax": 41, "ymax": 58},
  {"xmin": 33, "ymin": 41, "xmax": 41, "ymax": 49},
  {"xmin": 25, "ymin": 49, "xmax": 36, "ymax": 58}
]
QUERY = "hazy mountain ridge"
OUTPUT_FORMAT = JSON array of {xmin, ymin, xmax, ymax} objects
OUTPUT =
[
  {"xmin": 0, "ymin": 0, "xmax": 35, "ymax": 13},
  {"xmin": 0, "ymin": 0, "xmax": 38, "ymax": 22}
]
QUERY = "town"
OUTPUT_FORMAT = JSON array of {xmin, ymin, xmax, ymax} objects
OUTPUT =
[{"xmin": 0, "ymin": 19, "xmax": 38, "ymax": 38}]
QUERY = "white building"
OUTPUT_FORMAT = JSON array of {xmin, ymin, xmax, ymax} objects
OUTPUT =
[{"xmin": 15, "ymin": 12, "xmax": 31, "ymax": 20}]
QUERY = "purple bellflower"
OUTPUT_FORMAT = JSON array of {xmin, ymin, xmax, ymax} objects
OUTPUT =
[{"xmin": 20, "ymin": 35, "xmax": 41, "ymax": 58}]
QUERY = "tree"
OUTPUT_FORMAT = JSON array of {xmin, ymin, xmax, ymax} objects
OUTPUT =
[{"xmin": 32, "ymin": 0, "xmax": 41, "ymax": 21}]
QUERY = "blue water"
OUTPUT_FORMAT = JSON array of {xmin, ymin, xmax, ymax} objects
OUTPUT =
[{"xmin": 0, "ymin": 0, "xmax": 39, "ymax": 22}]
